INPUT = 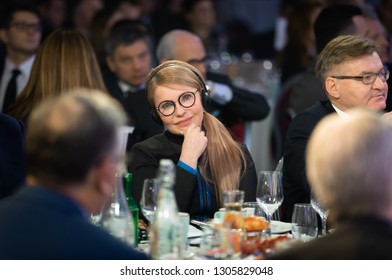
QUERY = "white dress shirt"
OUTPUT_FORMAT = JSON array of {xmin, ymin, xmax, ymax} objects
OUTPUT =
[{"xmin": 331, "ymin": 103, "xmax": 350, "ymax": 119}]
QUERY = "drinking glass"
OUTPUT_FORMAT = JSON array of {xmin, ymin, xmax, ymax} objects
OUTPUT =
[
  {"xmin": 256, "ymin": 171, "xmax": 284, "ymax": 237},
  {"xmin": 291, "ymin": 203, "xmax": 318, "ymax": 241},
  {"xmin": 223, "ymin": 190, "xmax": 245, "ymax": 211},
  {"xmin": 140, "ymin": 178, "xmax": 159, "ymax": 223},
  {"xmin": 222, "ymin": 190, "xmax": 245, "ymax": 230},
  {"xmin": 310, "ymin": 191, "xmax": 329, "ymax": 236},
  {"xmin": 242, "ymin": 202, "xmax": 266, "ymax": 218}
]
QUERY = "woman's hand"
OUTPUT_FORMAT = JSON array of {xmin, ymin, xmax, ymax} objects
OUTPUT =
[{"xmin": 179, "ymin": 123, "xmax": 208, "ymax": 169}]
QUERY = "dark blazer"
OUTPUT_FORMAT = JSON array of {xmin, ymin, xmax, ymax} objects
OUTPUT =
[
  {"xmin": 206, "ymin": 71, "xmax": 270, "ymax": 127},
  {"xmin": 0, "ymin": 186, "xmax": 149, "ymax": 260},
  {"xmin": 129, "ymin": 130, "xmax": 258, "ymax": 221},
  {"xmin": 102, "ymin": 70, "xmax": 164, "ymax": 147},
  {"xmin": 0, "ymin": 113, "xmax": 25, "ymax": 199},
  {"xmin": 268, "ymin": 216, "xmax": 392, "ymax": 259},
  {"xmin": 289, "ymin": 60, "xmax": 328, "ymax": 115},
  {"xmin": 281, "ymin": 100, "xmax": 336, "ymax": 222}
]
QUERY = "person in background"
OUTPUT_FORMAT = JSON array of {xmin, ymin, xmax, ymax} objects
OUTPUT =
[
  {"xmin": 103, "ymin": 20, "xmax": 163, "ymax": 147},
  {"xmin": 0, "ymin": 112, "xmax": 25, "ymax": 199},
  {"xmin": 0, "ymin": 3, "xmax": 42, "ymax": 113},
  {"xmin": 289, "ymin": 4, "xmax": 367, "ymax": 115},
  {"xmin": 361, "ymin": 4, "xmax": 392, "ymax": 112},
  {"xmin": 70, "ymin": 0, "xmax": 104, "ymax": 37},
  {"xmin": 276, "ymin": 0, "xmax": 325, "ymax": 85},
  {"xmin": 149, "ymin": 0, "xmax": 187, "ymax": 44},
  {"xmin": 156, "ymin": 29, "xmax": 270, "ymax": 142},
  {"xmin": 129, "ymin": 60, "xmax": 257, "ymax": 221},
  {"xmin": 0, "ymin": 88, "xmax": 148, "ymax": 260},
  {"xmin": 376, "ymin": 0, "xmax": 392, "ymax": 63},
  {"xmin": 182, "ymin": 0, "xmax": 224, "ymax": 58},
  {"xmin": 89, "ymin": 0, "xmax": 143, "ymax": 67},
  {"xmin": 36, "ymin": 0, "xmax": 68, "ymax": 40},
  {"xmin": 7, "ymin": 28, "xmax": 107, "ymax": 123},
  {"xmin": 281, "ymin": 35, "xmax": 390, "ymax": 222},
  {"xmin": 270, "ymin": 108, "xmax": 392, "ymax": 259}
]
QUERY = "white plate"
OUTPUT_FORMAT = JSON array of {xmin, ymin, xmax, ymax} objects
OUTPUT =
[
  {"xmin": 188, "ymin": 224, "xmax": 203, "ymax": 238},
  {"xmin": 271, "ymin": 220, "xmax": 292, "ymax": 234}
]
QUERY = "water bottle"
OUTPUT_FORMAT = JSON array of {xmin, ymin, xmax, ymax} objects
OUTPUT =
[
  {"xmin": 123, "ymin": 172, "xmax": 139, "ymax": 247},
  {"xmin": 149, "ymin": 159, "xmax": 184, "ymax": 259},
  {"xmin": 99, "ymin": 164, "xmax": 135, "ymax": 247}
]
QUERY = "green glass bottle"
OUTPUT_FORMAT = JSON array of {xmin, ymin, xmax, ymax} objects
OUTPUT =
[{"xmin": 123, "ymin": 172, "xmax": 139, "ymax": 246}]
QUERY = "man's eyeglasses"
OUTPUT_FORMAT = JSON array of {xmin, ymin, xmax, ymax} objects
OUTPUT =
[
  {"xmin": 156, "ymin": 90, "xmax": 197, "ymax": 116},
  {"xmin": 331, "ymin": 69, "xmax": 390, "ymax": 85},
  {"xmin": 9, "ymin": 22, "xmax": 42, "ymax": 33},
  {"xmin": 186, "ymin": 56, "xmax": 209, "ymax": 66}
]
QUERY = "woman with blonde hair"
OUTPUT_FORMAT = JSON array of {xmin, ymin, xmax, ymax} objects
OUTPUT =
[
  {"xmin": 6, "ymin": 28, "xmax": 107, "ymax": 122},
  {"xmin": 129, "ymin": 60, "xmax": 257, "ymax": 221}
]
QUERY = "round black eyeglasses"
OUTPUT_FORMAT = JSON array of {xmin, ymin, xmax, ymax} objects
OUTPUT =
[{"xmin": 156, "ymin": 90, "xmax": 197, "ymax": 116}]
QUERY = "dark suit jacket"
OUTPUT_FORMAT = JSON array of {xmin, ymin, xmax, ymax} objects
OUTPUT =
[
  {"xmin": 0, "ymin": 186, "xmax": 149, "ymax": 259},
  {"xmin": 129, "ymin": 130, "xmax": 258, "ymax": 221},
  {"xmin": 0, "ymin": 113, "xmax": 25, "ymax": 199},
  {"xmin": 102, "ymin": 70, "xmax": 164, "ymax": 147},
  {"xmin": 268, "ymin": 216, "xmax": 392, "ymax": 259},
  {"xmin": 281, "ymin": 100, "xmax": 336, "ymax": 222},
  {"xmin": 206, "ymin": 71, "xmax": 270, "ymax": 127},
  {"xmin": 289, "ymin": 60, "xmax": 328, "ymax": 115}
]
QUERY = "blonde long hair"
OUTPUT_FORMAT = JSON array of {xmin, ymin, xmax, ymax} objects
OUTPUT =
[
  {"xmin": 146, "ymin": 60, "xmax": 247, "ymax": 204},
  {"xmin": 7, "ymin": 29, "xmax": 107, "ymax": 121}
]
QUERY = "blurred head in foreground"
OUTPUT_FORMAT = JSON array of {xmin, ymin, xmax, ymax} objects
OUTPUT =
[
  {"xmin": 306, "ymin": 108, "xmax": 392, "ymax": 223},
  {"xmin": 26, "ymin": 88, "xmax": 126, "ymax": 214}
]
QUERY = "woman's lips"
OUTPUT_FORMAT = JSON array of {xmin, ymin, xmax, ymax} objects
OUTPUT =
[{"xmin": 177, "ymin": 117, "xmax": 192, "ymax": 127}]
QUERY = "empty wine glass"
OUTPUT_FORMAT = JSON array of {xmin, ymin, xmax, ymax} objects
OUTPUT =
[
  {"xmin": 256, "ymin": 171, "xmax": 284, "ymax": 237},
  {"xmin": 140, "ymin": 178, "xmax": 159, "ymax": 223},
  {"xmin": 310, "ymin": 190, "xmax": 329, "ymax": 236},
  {"xmin": 291, "ymin": 203, "xmax": 318, "ymax": 241}
]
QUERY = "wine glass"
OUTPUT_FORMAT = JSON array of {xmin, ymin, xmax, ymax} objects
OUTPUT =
[
  {"xmin": 291, "ymin": 203, "xmax": 318, "ymax": 241},
  {"xmin": 140, "ymin": 178, "xmax": 159, "ymax": 223},
  {"xmin": 310, "ymin": 190, "xmax": 329, "ymax": 236},
  {"xmin": 256, "ymin": 171, "xmax": 284, "ymax": 237}
]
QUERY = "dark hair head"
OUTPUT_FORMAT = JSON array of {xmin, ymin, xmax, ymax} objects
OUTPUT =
[
  {"xmin": 314, "ymin": 4, "xmax": 363, "ymax": 53},
  {"xmin": 0, "ymin": 2, "xmax": 41, "ymax": 28},
  {"xmin": 104, "ymin": 19, "xmax": 152, "ymax": 56}
]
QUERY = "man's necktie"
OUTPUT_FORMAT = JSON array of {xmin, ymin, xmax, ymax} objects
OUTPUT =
[{"xmin": 2, "ymin": 69, "xmax": 21, "ymax": 112}]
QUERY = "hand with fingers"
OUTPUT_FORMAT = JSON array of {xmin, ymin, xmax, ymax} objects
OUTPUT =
[{"xmin": 179, "ymin": 123, "xmax": 208, "ymax": 169}]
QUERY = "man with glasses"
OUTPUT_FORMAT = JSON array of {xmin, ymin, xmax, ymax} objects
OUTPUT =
[
  {"xmin": 281, "ymin": 35, "xmax": 390, "ymax": 223},
  {"xmin": 0, "ymin": 4, "xmax": 42, "ymax": 113},
  {"xmin": 156, "ymin": 29, "xmax": 270, "ymax": 142}
]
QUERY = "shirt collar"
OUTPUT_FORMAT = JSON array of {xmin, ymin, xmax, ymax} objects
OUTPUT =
[
  {"xmin": 5, "ymin": 55, "xmax": 35, "ymax": 77},
  {"xmin": 118, "ymin": 80, "xmax": 145, "ymax": 94},
  {"xmin": 331, "ymin": 103, "xmax": 350, "ymax": 119}
]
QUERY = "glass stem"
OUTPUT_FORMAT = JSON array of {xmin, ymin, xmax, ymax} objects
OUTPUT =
[
  {"xmin": 321, "ymin": 217, "xmax": 327, "ymax": 236},
  {"xmin": 266, "ymin": 214, "xmax": 272, "ymax": 238}
]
